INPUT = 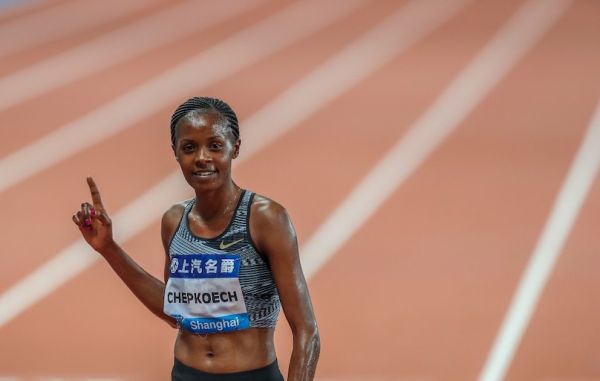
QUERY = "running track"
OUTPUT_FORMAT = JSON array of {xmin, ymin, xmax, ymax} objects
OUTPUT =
[{"xmin": 0, "ymin": 1, "xmax": 599, "ymax": 380}]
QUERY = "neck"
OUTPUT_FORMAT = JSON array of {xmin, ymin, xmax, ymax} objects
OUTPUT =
[{"xmin": 193, "ymin": 181, "xmax": 241, "ymax": 221}]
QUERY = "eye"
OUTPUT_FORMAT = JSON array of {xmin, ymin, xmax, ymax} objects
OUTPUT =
[
  {"xmin": 181, "ymin": 143, "xmax": 195, "ymax": 153},
  {"xmin": 209, "ymin": 141, "xmax": 223, "ymax": 151}
]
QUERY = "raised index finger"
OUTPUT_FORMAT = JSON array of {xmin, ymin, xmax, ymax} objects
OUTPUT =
[{"xmin": 86, "ymin": 176, "xmax": 104, "ymax": 209}]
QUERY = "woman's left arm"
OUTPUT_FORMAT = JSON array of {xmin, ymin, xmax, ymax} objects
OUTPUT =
[{"xmin": 251, "ymin": 197, "xmax": 320, "ymax": 381}]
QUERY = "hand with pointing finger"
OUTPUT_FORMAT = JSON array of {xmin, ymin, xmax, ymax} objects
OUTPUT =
[{"xmin": 72, "ymin": 177, "xmax": 114, "ymax": 253}]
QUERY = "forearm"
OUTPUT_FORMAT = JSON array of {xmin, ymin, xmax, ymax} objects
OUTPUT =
[
  {"xmin": 287, "ymin": 327, "xmax": 320, "ymax": 381},
  {"xmin": 98, "ymin": 242, "xmax": 176, "ymax": 327}
]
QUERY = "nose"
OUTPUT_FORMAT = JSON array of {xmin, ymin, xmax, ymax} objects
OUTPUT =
[{"xmin": 195, "ymin": 146, "xmax": 212, "ymax": 164}]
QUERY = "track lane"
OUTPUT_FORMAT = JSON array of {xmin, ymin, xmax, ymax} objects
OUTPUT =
[
  {"xmin": 477, "ymin": 1, "xmax": 600, "ymax": 379},
  {"xmin": 0, "ymin": 0, "xmax": 285, "ymax": 157},
  {"xmin": 0, "ymin": 0, "xmax": 168, "ymax": 73},
  {"xmin": 506, "ymin": 112, "xmax": 600, "ymax": 380},
  {"xmin": 305, "ymin": 2, "xmax": 600, "ymax": 379},
  {"xmin": 0, "ymin": 0, "xmax": 269, "ymax": 114}
]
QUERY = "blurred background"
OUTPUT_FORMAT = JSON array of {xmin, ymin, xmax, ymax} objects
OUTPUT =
[{"xmin": 0, "ymin": 0, "xmax": 599, "ymax": 380}]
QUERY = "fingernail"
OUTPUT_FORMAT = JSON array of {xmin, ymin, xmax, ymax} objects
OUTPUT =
[
  {"xmin": 85, "ymin": 218, "xmax": 91, "ymax": 226},
  {"xmin": 90, "ymin": 208, "xmax": 96, "ymax": 216}
]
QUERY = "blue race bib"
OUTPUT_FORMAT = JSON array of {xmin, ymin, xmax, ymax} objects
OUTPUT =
[{"xmin": 164, "ymin": 253, "xmax": 250, "ymax": 334}]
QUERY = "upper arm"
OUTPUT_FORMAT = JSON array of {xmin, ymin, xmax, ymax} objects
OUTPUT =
[
  {"xmin": 250, "ymin": 196, "xmax": 318, "ymax": 334},
  {"xmin": 161, "ymin": 202, "xmax": 185, "ymax": 283}
]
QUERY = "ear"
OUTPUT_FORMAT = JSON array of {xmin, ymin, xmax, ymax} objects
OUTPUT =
[{"xmin": 232, "ymin": 139, "xmax": 241, "ymax": 159}]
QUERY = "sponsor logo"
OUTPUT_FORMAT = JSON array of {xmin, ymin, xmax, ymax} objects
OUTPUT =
[
  {"xmin": 219, "ymin": 238, "xmax": 243, "ymax": 250},
  {"xmin": 170, "ymin": 257, "xmax": 179, "ymax": 273}
]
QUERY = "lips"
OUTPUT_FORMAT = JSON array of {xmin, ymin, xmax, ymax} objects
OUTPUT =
[{"xmin": 192, "ymin": 170, "xmax": 216, "ymax": 178}]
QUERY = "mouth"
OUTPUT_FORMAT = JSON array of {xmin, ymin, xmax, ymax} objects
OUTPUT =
[{"xmin": 192, "ymin": 170, "xmax": 217, "ymax": 179}]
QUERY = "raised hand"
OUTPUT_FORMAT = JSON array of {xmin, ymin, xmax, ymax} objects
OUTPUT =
[{"xmin": 72, "ymin": 177, "xmax": 114, "ymax": 253}]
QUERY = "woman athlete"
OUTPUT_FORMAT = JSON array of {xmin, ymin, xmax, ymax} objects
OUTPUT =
[{"xmin": 72, "ymin": 97, "xmax": 320, "ymax": 381}]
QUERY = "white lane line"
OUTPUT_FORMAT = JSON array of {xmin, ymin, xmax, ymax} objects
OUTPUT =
[
  {"xmin": 241, "ymin": 0, "xmax": 470, "ymax": 161},
  {"xmin": 477, "ymin": 100, "xmax": 600, "ymax": 381},
  {"xmin": 0, "ymin": 0, "xmax": 366, "ymax": 194},
  {"xmin": 0, "ymin": 0, "xmax": 465, "ymax": 328},
  {"xmin": 0, "ymin": 0, "xmax": 161, "ymax": 59},
  {"xmin": 301, "ymin": 0, "xmax": 572, "ymax": 279},
  {"xmin": 0, "ymin": 0, "xmax": 266, "ymax": 113}
]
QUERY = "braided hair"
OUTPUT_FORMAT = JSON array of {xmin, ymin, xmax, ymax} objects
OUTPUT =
[{"xmin": 170, "ymin": 97, "xmax": 239, "ymax": 146}]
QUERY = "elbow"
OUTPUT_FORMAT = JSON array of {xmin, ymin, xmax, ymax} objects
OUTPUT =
[
  {"xmin": 290, "ymin": 317, "xmax": 318, "ymax": 336},
  {"xmin": 158, "ymin": 311, "xmax": 178, "ymax": 329},
  {"xmin": 308, "ymin": 324, "xmax": 320, "ymax": 345},
  {"xmin": 165, "ymin": 316, "xmax": 179, "ymax": 329},
  {"xmin": 308, "ymin": 327, "xmax": 321, "ymax": 363},
  {"xmin": 294, "ymin": 322, "xmax": 320, "ymax": 350},
  {"xmin": 312, "ymin": 330, "xmax": 321, "ymax": 357}
]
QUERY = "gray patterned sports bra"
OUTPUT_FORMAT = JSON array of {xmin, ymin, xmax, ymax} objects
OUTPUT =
[{"xmin": 163, "ymin": 190, "xmax": 280, "ymax": 335}]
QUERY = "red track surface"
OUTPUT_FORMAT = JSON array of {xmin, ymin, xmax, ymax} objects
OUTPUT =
[{"xmin": 0, "ymin": 1, "xmax": 599, "ymax": 380}]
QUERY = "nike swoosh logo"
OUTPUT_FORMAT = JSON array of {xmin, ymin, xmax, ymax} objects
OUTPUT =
[{"xmin": 219, "ymin": 238, "xmax": 243, "ymax": 250}]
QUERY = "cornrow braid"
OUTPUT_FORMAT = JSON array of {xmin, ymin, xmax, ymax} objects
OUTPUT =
[{"xmin": 170, "ymin": 97, "xmax": 239, "ymax": 146}]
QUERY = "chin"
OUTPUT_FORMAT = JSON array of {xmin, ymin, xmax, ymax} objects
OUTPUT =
[{"xmin": 186, "ymin": 176, "xmax": 223, "ymax": 192}]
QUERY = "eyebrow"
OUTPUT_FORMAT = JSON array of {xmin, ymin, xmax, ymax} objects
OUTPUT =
[{"xmin": 178, "ymin": 135, "xmax": 226, "ymax": 142}]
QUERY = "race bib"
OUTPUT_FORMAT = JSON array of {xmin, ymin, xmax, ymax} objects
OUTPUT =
[{"xmin": 164, "ymin": 253, "xmax": 250, "ymax": 334}]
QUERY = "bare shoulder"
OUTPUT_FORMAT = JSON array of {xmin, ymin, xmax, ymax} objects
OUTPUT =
[
  {"xmin": 251, "ymin": 194, "xmax": 289, "ymax": 225},
  {"xmin": 161, "ymin": 200, "xmax": 190, "ymax": 248},
  {"xmin": 250, "ymin": 194, "xmax": 297, "ymax": 256}
]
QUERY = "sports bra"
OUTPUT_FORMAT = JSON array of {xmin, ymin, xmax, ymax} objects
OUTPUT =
[{"xmin": 163, "ymin": 190, "xmax": 280, "ymax": 335}]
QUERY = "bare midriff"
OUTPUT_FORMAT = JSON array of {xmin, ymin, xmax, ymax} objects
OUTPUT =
[{"xmin": 174, "ymin": 327, "xmax": 277, "ymax": 373}]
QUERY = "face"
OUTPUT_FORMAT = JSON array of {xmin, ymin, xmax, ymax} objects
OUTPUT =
[{"xmin": 173, "ymin": 111, "xmax": 240, "ymax": 192}]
